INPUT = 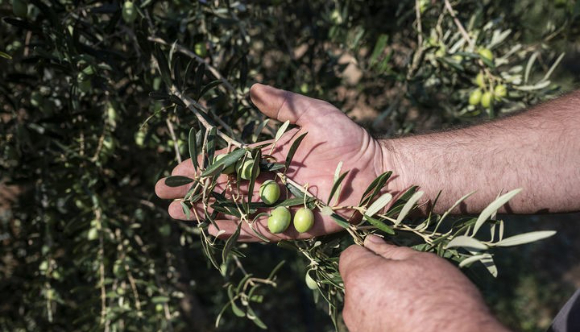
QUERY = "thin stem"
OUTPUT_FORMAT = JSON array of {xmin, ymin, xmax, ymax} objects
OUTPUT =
[
  {"xmin": 444, "ymin": 0, "xmax": 474, "ymax": 49},
  {"xmin": 171, "ymin": 88, "xmax": 243, "ymax": 148},
  {"xmin": 166, "ymin": 117, "xmax": 182, "ymax": 164},
  {"xmin": 148, "ymin": 36, "xmax": 238, "ymax": 96}
]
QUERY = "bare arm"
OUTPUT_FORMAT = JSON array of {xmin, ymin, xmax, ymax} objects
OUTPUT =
[{"xmin": 383, "ymin": 91, "xmax": 580, "ymax": 214}]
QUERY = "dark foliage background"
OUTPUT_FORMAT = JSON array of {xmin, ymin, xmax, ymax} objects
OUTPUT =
[{"xmin": 1, "ymin": 0, "xmax": 579, "ymax": 331}]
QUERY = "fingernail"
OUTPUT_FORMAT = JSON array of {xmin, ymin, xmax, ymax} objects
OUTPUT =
[{"xmin": 365, "ymin": 234, "xmax": 385, "ymax": 244}]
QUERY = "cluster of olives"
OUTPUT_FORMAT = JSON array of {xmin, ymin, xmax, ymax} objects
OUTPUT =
[
  {"xmin": 259, "ymin": 180, "xmax": 315, "ymax": 234},
  {"xmin": 468, "ymin": 49, "xmax": 508, "ymax": 109},
  {"xmin": 215, "ymin": 154, "xmax": 315, "ymax": 234}
]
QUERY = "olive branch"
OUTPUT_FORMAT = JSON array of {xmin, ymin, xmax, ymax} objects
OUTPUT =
[{"xmin": 149, "ymin": 38, "xmax": 556, "ymax": 329}]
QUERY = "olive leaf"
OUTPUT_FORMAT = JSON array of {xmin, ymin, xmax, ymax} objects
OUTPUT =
[
  {"xmin": 472, "ymin": 188, "xmax": 522, "ymax": 236},
  {"xmin": 222, "ymin": 222, "xmax": 242, "ymax": 265},
  {"xmin": 494, "ymin": 230, "xmax": 556, "ymax": 247},
  {"xmin": 164, "ymin": 176, "xmax": 194, "ymax": 187},
  {"xmin": 188, "ymin": 127, "xmax": 199, "ymax": 170},
  {"xmin": 201, "ymin": 148, "xmax": 245, "ymax": 177},
  {"xmin": 284, "ymin": 132, "xmax": 307, "ymax": 170},
  {"xmin": 327, "ymin": 170, "xmax": 349, "ymax": 205}
]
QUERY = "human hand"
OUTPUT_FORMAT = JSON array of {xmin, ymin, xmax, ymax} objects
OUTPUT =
[
  {"xmin": 339, "ymin": 235, "xmax": 510, "ymax": 332},
  {"xmin": 155, "ymin": 84, "xmax": 396, "ymax": 241}
]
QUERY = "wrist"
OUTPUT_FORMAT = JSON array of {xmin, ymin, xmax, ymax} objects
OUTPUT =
[{"xmin": 378, "ymin": 138, "xmax": 413, "ymax": 195}]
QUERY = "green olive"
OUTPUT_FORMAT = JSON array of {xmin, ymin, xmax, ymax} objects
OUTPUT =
[
  {"xmin": 194, "ymin": 42, "xmax": 208, "ymax": 57},
  {"xmin": 494, "ymin": 84, "xmax": 507, "ymax": 98},
  {"xmin": 12, "ymin": 0, "xmax": 27, "ymax": 18},
  {"xmin": 478, "ymin": 48, "xmax": 494, "ymax": 62},
  {"xmin": 293, "ymin": 207, "xmax": 314, "ymax": 233},
  {"xmin": 155, "ymin": 304, "xmax": 164, "ymax": 313},
  {"xmin": 481, "ymin": 91, "xmax": 493, "ymax": 108},
  {"xmin": 236, "ymin": 158, "xmax": 260, "ymax": 180},
  {"xmin": 475, "ymin": 72, "xmax": 485, "ymax": 88},
  {"xmin": 469, "ymin": 89, "xmax": 482, "ymax": 106},
  {"xmin": 215, "ymin": 154, "xmax": 235, "ymax": 174},
  {"xmin": 330, "ymin": 9, "xmax": 343, "ymax": 25},
  {"xmin": 305, "ymin": 272, "xmax": 318, "ymax": 290},
  {"xmin": 259, "ymin": 180, "xmax": 280, "ymax": 205},
  {"xmin": 122, "ymin": 1, "xmax": 137, "ymax": 24},
  {"xmin": 267, "ymin": 206, "xmax": 291, "ymax": 234},
  {"xmin": 87, "ymin": 228, "xmax": 98, "ymax": 241}
]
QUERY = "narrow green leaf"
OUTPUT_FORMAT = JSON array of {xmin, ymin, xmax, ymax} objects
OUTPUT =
[
  {"xmin": 445, "ymin": 236, "xmax": 488, "ymax": 251},
  {"xmin": 164, "ymin": 176, "xmax": 194, "ymax": 187},
  {"xmin": 370, "ymin": 34, "xmax": 389, "ymax": 66},
  {"xmin": 227, "ymin": 286, "xmax": 246, "ymax": 317},
  {"xmin": 329, "ymin": 213, "xmax": 350, "ymax": 229},
  {"xmin": 327, "ymin": 170, "xmax": 350, "ymax": 205},
  {"xmin": 284, "ymin": 132, "xmax": 308, "ymax": 170},
  {"xmin": 151, "ymin": 296, "xmax": 170, "ymax": 303},
  {"xmin": 154, "ymin": 45, "xmax": 171, "ymax": 87},
  {"xmin": 459, "ymin": 254, "xmax": 491, "ymax": 268},
  {"xmin": 542, "ymin": 53, "xmax": 565, "ymax": 82},
  {"xmin": 472, "ymin": 188, "xmax": 522, "ymax": 236},
  {"xmin": 360, "ymin": 171, "xmax": 392, "ymax": 205},
  {"xmin": 222, "ymin": 223, "xmax": 242, "ymax": 264},
  {"xmin": 267, "ymin": 260, "xmax": 286, "ymax": 280},
  {"xmin": 206, "ymin": 127, "xmax": 217, "ymax": 163},
  {"xmin": 495, "ymin": 230, "xmax": 556, "ymax": 247},
  {"xmin": 188, "ymin": 127, "xmax": 199, "ymax": 170},
  {"xmin": 0, "ymin": 51, "xmax": 12, "ymax": 60},
  {"xmin": 394, "ymin": 191, "xmax": 424, "ymax": 225},
  {"xmin": 149, "ymin": 91, "xmax": 170, "ymax": 100},
  {"xmin": 184, "ymin": 59, "xmax": 196, "ymax": 85},
  {"xmin": 274, "ymin": 120, "xmax": 290, "ymax": 142},
  {"xmin": 440, "ymin": 191, "xmax": 476, "ymax": 222},
  {"xmin": 524, "ymin": 51, "xmax": 538, "ymax": 84},
  {"xmin": 193, "ymin": 65, "xmax": 205, "ymax": 98},
  {"xmin": 363, "ymin": 215, "xmax": 395, "ymax": 234},
  {"xmin": 247, "ymin": 149, "xmax": 262, "ymax": 205},
  {"xmin": 180, "ymin": 201, "xmax": 191, "ymax": 220},
  {"xmin": 480, "ymin": 254, "xmax": 498, "ymax": 277},
  {"xmin": 275, "ymin": 197, "xmax": 310, "ymax": 207},
  {"xmin": 514, "ymin": 80, "xmax": 551, "ymax": 91},
  {"xmin": 201, "ymin": 149, "xmax": 246, "ymax": 177},
  {"xmin": 198, "ymin": 80, "xmax": 222, "ymax": 100},
  {"xmin": 252, "ymin": 119, "xmax": 269, "ymax": 142},
  {"xmin": 249, "ymin": 226, "xmax": 270, "ymax": 242},
  {"xmin": 246, "ymin": 306, "xmax": 267, "ymax": 330},
  {"xmin": 365, "ymin": 193, "xmax": 393, "ymax": 217},
  {"xmin": 261, "ymin": 162, "xmax": 285, "ymax": 172}
]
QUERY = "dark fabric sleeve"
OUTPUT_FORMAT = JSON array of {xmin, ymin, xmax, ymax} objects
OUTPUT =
[{"xmin": 547, "ymin": 289, "xmax": 580, "ymax": 332}]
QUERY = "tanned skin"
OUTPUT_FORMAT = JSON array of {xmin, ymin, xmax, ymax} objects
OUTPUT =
[{"xmin": 155, "ymin": 85, "xmax": 580, "ymax": 332}]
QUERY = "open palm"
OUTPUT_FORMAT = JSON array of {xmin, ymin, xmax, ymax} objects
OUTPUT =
[{"xmin": 155, "ymin": 84, "xmax": 394, "ymax": 241}]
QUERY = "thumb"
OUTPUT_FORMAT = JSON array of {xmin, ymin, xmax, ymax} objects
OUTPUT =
[
  {"xmin": 249, "ymin": 83, "xmax": 335, "ymax": 127},
  {"xmin": 363, "ymin": 235, "xmax": 416, "ymax": 261}
]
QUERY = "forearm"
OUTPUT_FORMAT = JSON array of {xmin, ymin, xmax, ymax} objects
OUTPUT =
[{"xmin": 383, "ymin": 91, "xmax": 580, "ymax": 214}]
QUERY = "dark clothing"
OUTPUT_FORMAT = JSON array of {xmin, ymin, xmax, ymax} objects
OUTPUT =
[{"xmin": 548, "ymin": 289, "xmax": 580, "ymax": 332}]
